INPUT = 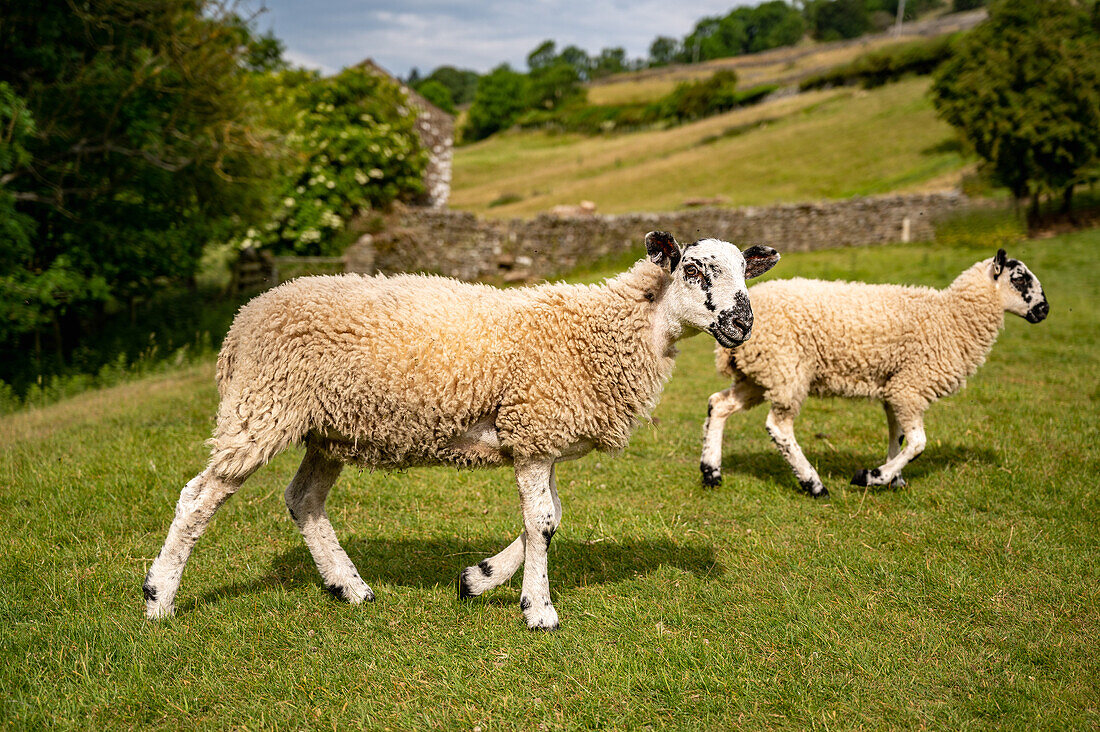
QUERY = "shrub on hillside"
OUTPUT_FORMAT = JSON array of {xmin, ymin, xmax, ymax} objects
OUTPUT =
[
  {"xmin": 800, "ymin": 34, "xmax": 957, "ymax": 90},
  {"xmin": 246, "ymin": 67, "xmax": 428, "ymax": 256}
]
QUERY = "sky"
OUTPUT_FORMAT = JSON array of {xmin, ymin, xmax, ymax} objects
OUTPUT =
[{"xmin": 250, "ymin": 0, "xmax": 750, "ymax": 78}]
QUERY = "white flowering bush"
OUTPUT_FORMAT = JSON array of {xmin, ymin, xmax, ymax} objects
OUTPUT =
[{"xmin": 246, "ymin": 67, "xmax": 428, "ymax": 255}]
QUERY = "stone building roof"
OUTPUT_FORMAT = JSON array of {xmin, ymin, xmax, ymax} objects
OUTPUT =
[{"xmin": 356, "ymin": 58, "xmax": 454, "ymax": 209}]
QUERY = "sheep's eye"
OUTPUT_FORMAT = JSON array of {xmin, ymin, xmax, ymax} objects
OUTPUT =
[
  {"xmin": 1011, "ymin": 273, "xmax": 1027, "ymax": 288},
  {"xmin": 683, "ymin": 264, "xmax": 699, "ymax": 277}
]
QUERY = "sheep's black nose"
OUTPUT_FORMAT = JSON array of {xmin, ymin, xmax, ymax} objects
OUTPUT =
[{"xmin": 1027, "ymin": 300, "xmax": 1049, "ymax": 323}]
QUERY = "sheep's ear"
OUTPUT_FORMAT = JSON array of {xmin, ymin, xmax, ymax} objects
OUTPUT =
[
  {"xmin": 992, "ymin": 248, "xmax": 1007, "ymax": 279},
  {"xmin": 645, "ymin": 231, "xmax": 681, "ymax": 272},
  {"xmin": 743, "ymin": 245, "xmax": 780, "ymax": 279}
]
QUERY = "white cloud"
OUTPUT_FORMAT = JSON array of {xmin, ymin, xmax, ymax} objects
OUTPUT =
[{"xmin": 255, "ymin": 0, "xmax": 751, "ymax": 77}]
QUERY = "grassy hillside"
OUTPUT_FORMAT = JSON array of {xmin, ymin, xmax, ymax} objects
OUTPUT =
[
  {"xmin": 2, "ymin": 227, "xmax": 1098, "ymax": 728},
  {"xmin": 451, "ymin": 78, "xmax": 970, "ymax": 218},
  {"xmin": 586, "ymin": 9, "xmax": 986, "ymax": 107}
]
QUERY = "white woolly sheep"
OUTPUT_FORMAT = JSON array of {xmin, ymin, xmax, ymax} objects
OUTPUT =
[
  {"xmin": 144, "ymin": 232, "xmax": 780, "ymax": 630},
  {"xmin": 699, "ymin": 249, "xmax": 1049, "ymax": 497}
]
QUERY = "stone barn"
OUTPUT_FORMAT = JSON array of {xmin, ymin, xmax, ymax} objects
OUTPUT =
[{"xmin": 356, "ymin": 59, "xmax": 454, "ymax": 209}]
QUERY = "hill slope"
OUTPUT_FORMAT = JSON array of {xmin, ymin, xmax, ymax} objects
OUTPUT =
[{"xmin": 451, "ymin": 78, "xmax": 970, "ymax": 219}]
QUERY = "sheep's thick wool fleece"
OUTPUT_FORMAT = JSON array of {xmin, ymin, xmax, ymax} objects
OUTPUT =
[
  {"xmin": 211, "ymin": 262, "xmax": 674, "ymax": 478},
  {"xmin": 718, "ymin": 261, "xmax": 1005, "ymax": 405}
]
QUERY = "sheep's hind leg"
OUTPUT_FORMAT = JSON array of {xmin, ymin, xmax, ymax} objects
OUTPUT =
[
  {"xmin": 700, "ymin": 381, "xmax": 764, "ymax": 487},
  {"xmin": 765, "ymin": 407, "xmax": 828, "ymax": 497},
  {"xmin": 884, "ymin": 403, "xmax": 907, "ymax": 489},
  {"xmin": 285, "ymin": 446, "xmax": 374, "ymax": 604},
  {"xmin": 852, "ymin": 405, "xmax": 926, "ymax": 488},
  {"xmin": 457, "ymin": 463, "xmax": 563, "ymax": 610},
  {"xmin": 144, "ymin": 466, "xmax": 248, "ymax": 619}
]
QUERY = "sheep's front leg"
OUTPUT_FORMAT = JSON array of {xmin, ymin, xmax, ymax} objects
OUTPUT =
[
  {"xmin": 285, "ymin": 447, "xmax": 374, "ymax": 604},
  {"xmin": 700, "ymin": 380, "xmax": 765, "ymax": 486},
  {"xmin": 852, "ymin": 406, "xmax": 926, "ymax": 487},
  {"xmin": 517, "ymin": 457, "xmax": 560, "ymax": 630},
  {"xmin": 458, "ymin": 464, "xmax": 564, "ymax": 603},
  {"xmin": 765, "ymin": 408, "xmax": 828, "ymax": 497}
]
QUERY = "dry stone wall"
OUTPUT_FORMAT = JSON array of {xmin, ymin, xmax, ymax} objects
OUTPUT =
[{"xmin": 361, "ymin": 192, "xmax": 967, "ymax": 282}]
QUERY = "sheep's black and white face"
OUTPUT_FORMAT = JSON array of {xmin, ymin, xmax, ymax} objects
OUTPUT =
[
  {"xmin": 991, "ymin": 249, "xmax": 1049, "ymax": 323},
  {"xmin": 646, "ymin": 232, "xmax": 780, "ymax": 347}
]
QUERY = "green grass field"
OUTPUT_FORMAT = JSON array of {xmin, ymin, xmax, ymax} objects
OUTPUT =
[
  {"xmin": 451, "ymin": 78, "xmax": 971, "ymax": 219},
  {"xmin": 2, "ymin": 228, "xmax": 1098, "ymax": 728}
]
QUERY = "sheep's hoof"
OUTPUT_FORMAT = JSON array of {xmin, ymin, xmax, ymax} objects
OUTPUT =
[
  {"xmin": 799, "ymin": 478, "xmax": 828, "ymax": 497},
  {"xmin": 700, "ymin": 462, "xmax": 722, "ymax": 488},
  {"xmin": 145, "ymin": 602, "xmax": 174, "ymax": 620},
  {"xmin": 521, "ymin": 596, "xmax": 560, "ymax": 631},
  {"xmin": 326, "ymin": 583, "xmax": 375, "ymax": 604},
  {"xmin": 457, "ymin": 570, "xmax": 475, "ymax": 600},
  {"xmin": 851, "ymin": 468, "xmax": 884, "ymax": 487},
  {"xmin": 890, "ymin": 475, "xmax": 907, "ymax": 489}
]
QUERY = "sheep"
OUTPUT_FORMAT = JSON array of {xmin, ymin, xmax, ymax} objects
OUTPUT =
[
  {"xmin": 143, "ymin": 232, "xmax": 780, "ymax": 630},
  {"xmin": 699, "ymin": 249, "xmax": 1049, "ymax": 497}
]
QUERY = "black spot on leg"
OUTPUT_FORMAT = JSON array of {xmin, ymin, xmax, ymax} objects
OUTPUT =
[
  {"xmin": 326, "ymin": 584, "xmax": 349, "ymax": 602},
  {"xmin": 700, "ymin": 462, "xmax": 722, "ymax": 488},
  {"xmin": 542, "ymin": 526, "xmax": 556, "ymax": 547},
  {"xmin": 478, "ymin": 560, "xmax": 493, "ymax": 577},
  {"xmin": 288, "ymin": 507, "xmax": 299, "ymax": 523},
  {"xmin": 520, "ymin": 596, "xmax": 531, "ymax": 611},
  {"xmin": 707, "ymin": 402, "xmax": 713, "ymax": 418},
  {"xmin": 898, "ymin": 435, "xmax": 905, "ymax": 446},
  {"xmin": 870, "ymin": 468, "xmax": 881, "ymax": 479},
  {"xmin": 142, "ymin": 580, "xmax": 157, "ymax": 603}
]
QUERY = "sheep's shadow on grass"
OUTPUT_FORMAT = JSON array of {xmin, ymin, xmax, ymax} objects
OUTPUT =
[
  {"xmin": 718, "ymin": 443, "xmax": 999, "ymax": 491},
  {"xmin": 186, "ymin": 536, "xmax": 721, "ymax": 612}
]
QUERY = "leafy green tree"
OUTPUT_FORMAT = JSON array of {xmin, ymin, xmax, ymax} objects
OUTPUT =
[
  {"xmin": 248, "ymin": 67, "xmax": 428, "ymax": 255},
  {"xmin": 419, "ymin": 66, "xmax": 480, "ymax": 106},
  {"xmin": 649, "ymin": 37, "xmax": 680, "ymax": 67},
  {"xmin": 527, "ymin": 40, "xmax": 558, "ymax": 71},
  {"xmin": 559, "ymin": 46, "xmax": 594, "ymax": 80},
  {"xmin": 591, "ymin": 48, "xmax": 629, "ymax": 79},
  {"xmin": 416, "ymin": 79, "xmax": 456, "ymax": 114},
  {"xmin": 463, "ymin": 65, "xmax": 531, "ymax": 141},
  {"xmin": 528, "ymin": 62, "xmax": 585, "ymax": 110},
  {"xmin": 0, "ymin": 0, "xmax": 277, "ymax": 373},
  {"xmin": 806, "ymin": 0, "xmax": 872, "ymax": 40},
  {"xmin": 739, "ymin": 1, "xmax": 805, "ymax": 53},
  {"xmin": 930, "ymin": 0, "xmax": 1100, "ymax": 215}
]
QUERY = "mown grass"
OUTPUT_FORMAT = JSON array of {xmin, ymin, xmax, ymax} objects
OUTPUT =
[
  {"xmin": 2, "ymin": 228, "xmax": 1098, "ymax": 729},
  {"xmin": 451, "ymin": 78, "xmax": 970, "ymax": 219}
]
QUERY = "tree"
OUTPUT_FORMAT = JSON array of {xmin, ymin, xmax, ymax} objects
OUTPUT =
[
  {"xmin": 930, "ymin": 0, "xmax": 1100, "ymax": 217},
  {"xmin": 528, "ymin": 62, "xmax": 585, "ymax": 110},
  {"xmin": 649, "ymin": 36, "xmax": 680, "ymax": 67},
  {"xmin": 463, "ymin": 65, "xmax": 531, "ymax": 141},
  {"xmin": 416, "ymin": 79, "xmax": 456, "ymax": 114},
  {"xmin": 0, "ymin": 0, "xmax": 277, "ymax": 375},
  {"xmin": 740, "ymin": 1, "xmax": 805, "ymax": 53},
  {"xmin": 591, "ymin": 48, "xmax": 628, "ymax": 79},
  {"xmin": 806, "ymin": 0, "xmax": 872, "ymax": 40},
  {"xmin": 559, "ymin": 46, "xmax": 593, "ymax": 80},
  {"xmin": 527, "ymin": 40, "xmax": 558, "ymax": 71},
  {"xmin": 419, "ymin": 66, "xmax": 480, "ymax": 106}
]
